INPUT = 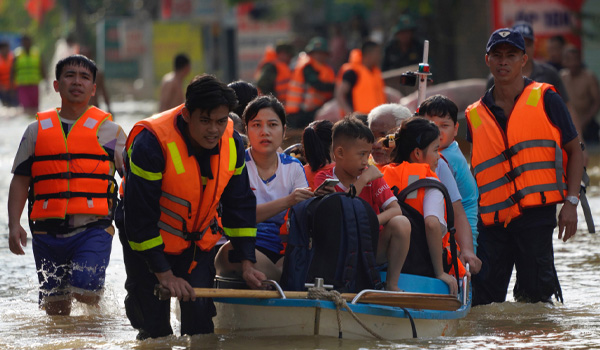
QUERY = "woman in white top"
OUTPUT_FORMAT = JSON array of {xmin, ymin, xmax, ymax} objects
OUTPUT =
[{"xmin": 215, "ymin": 95, "xmax": 313, "ymax": 281}]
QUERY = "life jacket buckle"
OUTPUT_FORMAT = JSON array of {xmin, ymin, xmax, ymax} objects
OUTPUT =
[
  {"xmin": 502, "ymin": 148, "xmax": 515, "ymax": 160},
  {"xmin": 509, "ymin": 192, "xmax": 523, "ymax": 204},
  {"xmin": 58, "ymin": 153, "xmax": 72, "ymax": 161},
  {"xmin": 184, "ymin": 226, "xmax": 209, "ymax": 241},
  {"xmin": 210, "ymin": 219, "xmax": 223, "ymax": 235},
  {"xmin": 504, "ymin": 168, "xmax": 519, "ymax": 182},
  {"xmin": 60, "ymin": 172, "xmax": 73, "ymax": 179}
]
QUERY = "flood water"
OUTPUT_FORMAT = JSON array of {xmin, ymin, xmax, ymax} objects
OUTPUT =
[{"xmin": 1, "ymin": 98, "xmax": 599, "ymax": 350}]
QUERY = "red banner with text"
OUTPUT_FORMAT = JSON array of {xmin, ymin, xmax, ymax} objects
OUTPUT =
[{"xmin": 492, "ymin": 0, "xmax": 584, "ymax": 59}]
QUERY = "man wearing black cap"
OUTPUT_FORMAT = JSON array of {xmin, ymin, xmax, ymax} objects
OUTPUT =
[
  {"xmin": 486, "ymin": 22, "xmax": 569, "ymax": 102},
  {"xmin": 465, "ymin": 28, "xmax": 583, "ymax": 306},
  {"xmin": 382, "ymin": 15, "xmax": 422, "ymax": 71}
]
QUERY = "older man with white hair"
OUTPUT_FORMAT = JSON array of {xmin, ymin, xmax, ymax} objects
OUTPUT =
[
  {"xmin": 368, "ymin": 103, "xmax": 482, "ymax": 274},
  {"xmin": 368, "ymin": 103, "xmax": 412, "ymax": 165}
]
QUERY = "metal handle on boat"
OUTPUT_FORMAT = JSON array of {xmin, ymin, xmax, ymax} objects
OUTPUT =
[
  {"xmin": 261, "ymin": 280, "xmax": 286, "ymax": 299},
  {"xmin": 462, "ymin": 263, "xmax": 470, "ymax": 306},
  {"xmin": 350, "ymin": 289, "xmax": 405, "ymax": 304}
]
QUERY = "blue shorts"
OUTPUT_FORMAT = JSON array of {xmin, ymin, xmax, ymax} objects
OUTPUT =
[{"xmin": 32, "ymin": 225, "xmax": 114, "ymax": 302}]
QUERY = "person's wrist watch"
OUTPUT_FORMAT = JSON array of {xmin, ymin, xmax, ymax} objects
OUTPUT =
[{"xmin": 565, "ymin": 195, "xmax": 579, "ymax": 206}]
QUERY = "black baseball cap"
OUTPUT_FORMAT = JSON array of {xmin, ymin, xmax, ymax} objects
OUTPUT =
[
  {"xmin": 512, "ymin": 21, "xmax": 534, "ymax": 41},
  {"xmin": 486, "ymin": 28, "xmax": 526, "ymax": 53}
]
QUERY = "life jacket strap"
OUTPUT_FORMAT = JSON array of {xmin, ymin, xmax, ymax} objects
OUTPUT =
[
  {"xmin": 158, "ymin": 217, "xmax": 219, "ymax": 242},
  {"xmin": 32, "ymin": 172, "xmax": 115, "ymax": 183},
  {"xmin": 35, "ymin": 191, "xmax": 114, "ymax": 200},
  {"xmin": 478, "ymin": 161, "xmax": 558, "ymax": 194},
  {"xmin": 33, "ymin": 153, "xmax": 111, "ymax": 162},
  {"xmin": 473, "ymin": 139, "xmax": 558, "ymax": 176}
]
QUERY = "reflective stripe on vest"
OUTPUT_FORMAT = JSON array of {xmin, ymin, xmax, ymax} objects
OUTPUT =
[
  {"xmin": 466, "ymin": 82, "xmax": 568, "ymax": 226},
  {"xmin": 30, "ymin": 107, "xmax": 114, "ymax": 220},
  {"xmin": 14, "ymin": 47, "xmax": 42, "ymax": 86},
  {"xmin": 125, "ymin": 105, "xmax": 251, "ymax": 254},
  {"xmin": 273, "ymin": 60, "xmax": 291, "ymax": 103}
]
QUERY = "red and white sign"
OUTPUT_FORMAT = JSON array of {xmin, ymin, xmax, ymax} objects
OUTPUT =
[
  {"xmin": 236, "ymin": 3, "xmax": 291, "ymax": 82},
  {"xmin": 492, "ymin": 0, "xmax": 584, "ymax": 58}
]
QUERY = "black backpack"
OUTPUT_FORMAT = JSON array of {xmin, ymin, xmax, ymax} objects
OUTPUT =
[
  {"xmin": 280, "ymin": 186, "xmax": 383, "ymax": 292},
  {"xmin": 393, "ymin": 178, "xmax": 461, "ymax": 290}
]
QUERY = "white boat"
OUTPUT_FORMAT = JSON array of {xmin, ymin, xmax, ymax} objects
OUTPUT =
[{"xmin": 213, "ymin": 272, "xmax": 471, "ymax": 340}]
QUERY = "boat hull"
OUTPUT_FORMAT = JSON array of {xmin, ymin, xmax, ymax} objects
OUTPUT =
[
  {"xmin": 213, "ymin": 273, "xmax": 470, "ymax": 340},
  {"xmin": 214, "ymin": 297, "xmax": 464, "ymax": 339}
]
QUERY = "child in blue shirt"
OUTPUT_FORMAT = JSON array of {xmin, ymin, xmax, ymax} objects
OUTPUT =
[{"xmin": 418, "ymin": 95, "xmax": 480, "ymax": 253}]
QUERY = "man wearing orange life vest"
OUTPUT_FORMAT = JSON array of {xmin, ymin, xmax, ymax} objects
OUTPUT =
[
  {"xmin": 255, "ymin": 42, "xmax": 293, "ymax": 103},
  {"xmin": 120, "ymin": 74, "xmax": 266, "ymax": 339},
  {"xmin": 467, "ymin": 28, "xmax": 583, "ymax": 306},
  {"xmin": 8, "ymin": 55, "xmax": 125, "ymax": 315},
  {"xmin": 335, "ymin": 41, "xmax": 386, "ymax": 117},
  {"xmin": 286, "ymin": 37, "xmax": 335, "ymax": 129},
  {"xmin": 0, "ymin": 41, "xmax": 17, "ymax": 107}
]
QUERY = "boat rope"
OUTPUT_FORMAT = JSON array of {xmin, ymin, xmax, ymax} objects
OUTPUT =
[
  {"xmin": 307, "ymin": 287, "xmax": 385, "ymax": 340},
  {"xmin": 399, "ymin": 306, "xmax": 418, "ymax": 338}
]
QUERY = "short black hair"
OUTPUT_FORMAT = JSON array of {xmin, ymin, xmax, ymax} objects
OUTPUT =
[
  {"xmin": 303, "ymin": 119, "xmax": 333, "ymax": 172},
  {"xmin": 174, "ymin": 53, "xmax": 190, "ymax": 71},
  {"xmin": 185, "ymin": 74, "xmax": 238, "ymax": 115},
  {"xmin": 243, "ymin": 94, "xmax": 286, "ymax": 126},
  {"xmin": 275, "ymin": 43, "xmax": 294, "ymax": 55},
  {"xmin": 228, "ymin": 112, "xmax": 245, "ymax": 134},
  {"xmin": 417, "ymin": 94, "xmax": 458, "ymax": 124},
  {"xmin": 361, "ymin": 40, "xmax": 379, "ymax": 55},
  {"xmin": 332, "ymin": 115, "xmax": 374, "ymax": 146},
  {"xmin": 390, "ymin": 117, "xmax": 440, "ymax": 164},
  {"xmin": 0, "ymin": 41, "xmax": 8, "ymax": 49},
  {"xmin": 228, "ymin": 80, "xmax": 258, "ymax": 117},
  {"xmin": 349, "ymin": 112, "xmax": 369, "ymax": 126},
  {"xmin": 55, "ymin": 54, "xmax": 98, "ymax": 82}
]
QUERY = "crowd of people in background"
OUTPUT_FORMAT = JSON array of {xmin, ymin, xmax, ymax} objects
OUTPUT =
[{"xmin": 3, "ymin": 14, "xmax": 591, "ymax": 342}]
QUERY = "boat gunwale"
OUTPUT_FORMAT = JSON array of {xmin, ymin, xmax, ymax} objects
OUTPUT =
[{"xmin": 213, "ymin": 295, "xmax": 471, "ymax": 320}]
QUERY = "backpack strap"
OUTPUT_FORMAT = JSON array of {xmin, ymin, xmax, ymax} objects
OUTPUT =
[
  {"xmin": 352, "ymin": 196, "xmax": 383, "ymax": 290},
  {"xmin": 340, "ymin": 193, "xmax": 360, "ymax": 292},
  {"xmin": 397, "ymin": 178, "xmax": 461, "ymax": 293}
]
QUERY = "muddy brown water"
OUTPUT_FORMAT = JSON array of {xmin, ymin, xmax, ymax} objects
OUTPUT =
[{"xmin": 1, "ymin": 101, "xmax": 599, "ymax": 349}]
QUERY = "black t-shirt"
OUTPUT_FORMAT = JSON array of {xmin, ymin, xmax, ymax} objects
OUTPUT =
[{"xmin": 342, "ymin": 69, "xmax": 358, "ymax": 109}]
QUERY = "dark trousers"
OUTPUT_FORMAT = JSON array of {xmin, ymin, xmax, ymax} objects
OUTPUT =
[
  {"xmin": 472, "ymin": 215, "xmax": 561, "ymax": 306},
  {"xmin": 118, "ymin": 229, "xmax": 216, "ymax": 339}
]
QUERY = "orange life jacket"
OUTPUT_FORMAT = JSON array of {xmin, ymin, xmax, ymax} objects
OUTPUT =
[
  {"xmin": 126, "ymin": 104, "xmax": 236, "ymax": 254},
  {"xmin": 31, "ymin": 107, "xmax": 116, "ymax": 220},
  {"xmin": 0, "ymin": 52, "xmax": 13, "ymax": 90},
  {"xmin": 382, "ymin": 161, "xmax": 466, "ymax": 278},
  {"xmin": 286, "ymin": 53, "xmax": 335, "ymax": 114},
  {"xmin": 337, "ymin": 49, "xmax": 386, "ymax": 115},
  {"xmin": 255, "ymin": 47, "xmax": 292, "ymax": 103},
  {"xmin": 466, "ymin": 82, "xmax": 568, "ymax": 227}
]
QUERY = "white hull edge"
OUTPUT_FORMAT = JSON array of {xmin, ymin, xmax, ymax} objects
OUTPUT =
[{"xmin": 214, "ymin": 302, "xmax": 458, "ymax": 340}]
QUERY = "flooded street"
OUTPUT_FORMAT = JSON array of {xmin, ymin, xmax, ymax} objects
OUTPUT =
[{"xmin": 1, "ymin": 99, "xmax": 599, "ymax": 349}]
